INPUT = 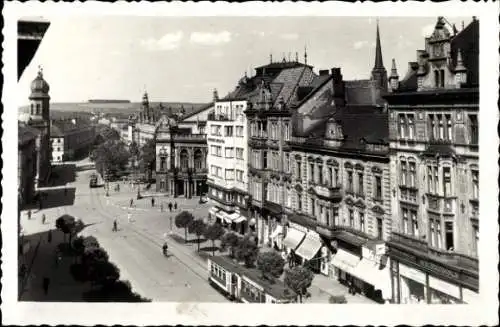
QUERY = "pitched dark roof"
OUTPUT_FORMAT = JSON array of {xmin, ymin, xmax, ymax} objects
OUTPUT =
[
  {"xmin": 450, "ymin": 18, "xmax": 479, "ymax": 86},
  {"xmin": 301, "ymin": 105, "xmax": 389, "ymax": 151},
  {"xmin": 180, "ymin": 102, "xmax": 213, "ymax": 120}
]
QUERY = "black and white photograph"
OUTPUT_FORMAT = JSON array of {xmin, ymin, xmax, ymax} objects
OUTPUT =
[{"xmin": 2, "ymin": 2, "xmax": 499, "ymax": 326}]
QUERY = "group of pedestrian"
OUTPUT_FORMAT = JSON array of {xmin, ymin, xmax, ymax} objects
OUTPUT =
[
  {"xmin": 347, "ymin": 280, "xmax": 357, "ymax": 295},
  {"xmin": 167, "ymin": 201, "xmax": 177, "ymax": 212}
]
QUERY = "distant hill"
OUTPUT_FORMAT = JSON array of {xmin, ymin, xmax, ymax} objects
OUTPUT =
[
  {"xmin": 88, "ymin": 99, "xmax": 131, "ymax": 103},
  {"xmin": 18, "ymin": 102, "xmax": 209, "ymax": 116}
]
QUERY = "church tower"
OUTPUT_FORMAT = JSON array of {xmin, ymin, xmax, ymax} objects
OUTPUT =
[
  {"xmin": 371, "ymin": 21, "xmax": 388, "ymax": 91},
  {"xmin": 28, "ymin": 66, "xmax": 51, "ymax": 186},
  {"xmin": 141, "ymin": 91, "xmax": 150, "ymax": 123}
]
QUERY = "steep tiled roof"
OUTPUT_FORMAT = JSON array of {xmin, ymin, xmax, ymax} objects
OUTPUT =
[
  {"xmin": 450, "ymin": 18, "xmax": 479, "ymax": 86},
  {"xmin": 301, "ymin": 105, "xmax": 389, "ymax": 151},
  {"xmin": 179, "ymin": 102, "xmax": 213, "ymax": 120},
  {"xmin": 344, "ymin": 80, "xmax": 378, "ymax": 105}
]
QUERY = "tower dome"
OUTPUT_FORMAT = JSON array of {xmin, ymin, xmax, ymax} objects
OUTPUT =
[{"xmin": 30, "ymin": 66, "xmax": 50, "ymax": 98}]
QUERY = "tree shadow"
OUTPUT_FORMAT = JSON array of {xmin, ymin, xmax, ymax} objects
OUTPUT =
[
  {"xmin": 199, "ymin": 246, "xmax": 219, "ymax": 253},
  {"xmin": 186, "ymin": 237, "xmax": 207, "ymax": 244},
  {"xmin": 31, "ymin": 187, "xmax": 77, "ymax": 211},
  {"xmin": 48, "ymin": 164, "xmax": 76, "ymax": 187}
]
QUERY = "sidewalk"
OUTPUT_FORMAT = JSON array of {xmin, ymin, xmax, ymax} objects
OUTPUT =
[{"xmin": 19, "ymin": 201, "xmax": 90, "ymax": 301}]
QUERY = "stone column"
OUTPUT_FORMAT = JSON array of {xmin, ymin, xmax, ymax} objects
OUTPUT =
[{"xmin": 194, "ymin": 180, "xmax": 197, "ymax": 196}]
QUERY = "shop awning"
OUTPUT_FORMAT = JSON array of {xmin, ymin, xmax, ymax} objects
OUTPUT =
[
  {"xmin": 294, "ymin": 231, "xmax": 323, "ymax": 261},
  {"xmin": 226, "ymin": 212, "xmax": 240, "ymax": 222},
  {"xmin": 330, "ymin": 249, "xmax": 361, "ymax": 274},
  {"xmin": 216, "ymin": 211, "xmax": 228, "ymax": 222},
  {"xmin": 283, "ymin": 228, "xmax": 305, "ymax": 251},
  {"xmin": 350, "ymin": 259, "xmax": 392, "ymax": 299},
  {"xmin": 233, "ymin": 215, "xmax": 247, "ymax": 224},
  {"xmin": 270, "ymin": 225, "xmax": 283, "ymax": 239},
  {"xmin": 209, "ymin": 207, "xmax": 220, "ymax": 216}
]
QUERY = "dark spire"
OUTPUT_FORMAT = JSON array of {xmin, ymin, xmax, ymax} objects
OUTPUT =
[
  {"xmin": 374, "ymin": 19, "xmax": 384, "ymax": 69},
  {"xmin": 371, "ymin": 19, "xmax": 388, "ymax": 91}
]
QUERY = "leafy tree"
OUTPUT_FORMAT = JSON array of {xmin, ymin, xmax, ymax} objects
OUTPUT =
[
  {"xmin": 55, "ymin": 214, "xmax": 76, "ymax": 244},
  {"xmin": 256, "ymin": 251, "xmax": 285, "ymax": 281},
  {"xmin": 94, "ymin": 140, "xmax": 131, "ymax": 178},
  {"xmin": 139, "ymin": 139, "xmax": 156, "ymax": 180},
  {"xmin": 174, "ymin": 211, "xmax": 195, "ymax": 242},
  {"xmin": 235, "ymin": 235, "xmax": 259, "ymax": 268},
  {"xmin": 204, "ymin": 223, "xmax": 225, "ymax": 256},
  {"xmin": 284, "ymin": 266, "xmax": 314, "ymax": 303},
  {"xmin": 87, "ymin": 261, "xmax": 120, "ymax": 286},
  {"xmin": 188, "ymin": 219, "xmax": 207, "ymax": 251},
  {"xmin": 220, "ymin": 232, "xmax": 241, "ymax": 258}
]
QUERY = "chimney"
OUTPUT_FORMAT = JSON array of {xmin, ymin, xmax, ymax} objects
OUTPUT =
[
  {"xmin": 331, "ymin": 67, "xmax": 345, "ymax": 100},
  {"xmin": 319, "ymin": 69, "xmax": 329, "ymax": 76}
]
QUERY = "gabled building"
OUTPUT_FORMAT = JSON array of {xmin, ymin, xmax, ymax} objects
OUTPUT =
[
  {"xmin": 274, "ymin": 22, "xmax": 394, "ymax": 304},
  {"xmin": 50, "ymin": 118, "xmax": 96, "ymax": 163},
  {"xmin": 384, "ymin": 17, "xmax": 479, "ymax": 304}
]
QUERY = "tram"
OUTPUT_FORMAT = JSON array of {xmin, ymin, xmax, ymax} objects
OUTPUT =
[{"xmin": 207, "ymin": 255, "xmax": 297, "ymax": 303}]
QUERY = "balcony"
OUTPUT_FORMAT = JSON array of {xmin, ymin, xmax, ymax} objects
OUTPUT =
[
  {"xmin": 207, "ymin": 112, "xmax": 233, "ymax": 121},
  {"xmin": 311, "ymin": 183, "xmax": 342, "ymax": 201},
  {"xmin": 172, "ymin": 134, "xmax": 207, "ymax": 143},
  {"xmin": 316, "ymin": 223, "xmax": 336, "ymax": 238},
  {"xmin": 248, "ymin": 138, "xmax": 267, "ymax": 148}
]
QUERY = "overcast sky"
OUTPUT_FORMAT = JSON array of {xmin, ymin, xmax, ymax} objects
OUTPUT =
[{"xmin": 18, "ymin": 16, "xmax": 471, "ymax": 105}]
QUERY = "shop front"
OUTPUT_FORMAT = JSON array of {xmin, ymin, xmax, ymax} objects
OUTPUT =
[
  {"xmin": 391, "ymin": 259, "xmax": 477, "ymax": 304},
  {"xmin": 330, "ymin": 248, "xmax": 362, "ymax": 286},
  {"xmin": 294, "ymin": 230, "xmax": 323, "ymax": 273},
  {"xmin": 346, "ymin": 243, "xmax": 391, "ymax": 303},
  {"xmin": 282, "ymin": 225, "xmax": 306, "ymax": 267}
]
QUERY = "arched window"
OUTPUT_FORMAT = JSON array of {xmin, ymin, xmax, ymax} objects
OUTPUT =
[
  {"xmin": 194, "ymin": 149, "xmax": 203, "ymax": 169},
  {"xmin": 180, "ymin": 149, "xmax": 189, "ymax": 169}
]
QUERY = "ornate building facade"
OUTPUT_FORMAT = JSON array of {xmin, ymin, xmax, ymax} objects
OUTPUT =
[{"xmin": 384, "ymin": 17, "xmax": 479, "ymax": 304}]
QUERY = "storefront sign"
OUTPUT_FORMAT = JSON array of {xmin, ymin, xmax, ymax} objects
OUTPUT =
[
  {"xmin": 419, "ymin": 260, "xmax": 459, "ymax": 280},
  {"xmin": 428, "ymin": 276, "xmax": 460, "ymax": 299},
  {"xmin": 399, "ymin": 263, "xmax": 426, "ymax": 284}
]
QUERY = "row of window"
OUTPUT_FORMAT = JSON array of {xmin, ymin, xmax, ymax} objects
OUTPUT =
[
  {"xmin": 158, "ymin": 152, "xmax": 205, "ymax": 170},
  {"xmin": 210, "ymin": 166, "xmax": 244, "ymax": 182},
  {"xmin": 210, "ymin": 125, "xmax": 244, "ymax": 137},
  {"xmin": 210, "ymin": 146, "xmax": 244, "ymax": 160},
  {"xmin": 249, "ymin": 121, "xmax": 290, "ymax": 140},
  {"xmin": 397, "ymin": 113, "xmax": 478, "ymax": 144},
  {"xmin": 211, "ymin": 264, "xmax": 227, "ymax": 282},
  {"xmin": 241, "ymin": 280, "xmax": 266, "ymax": 303},
  {"xmin": 399, "ymin": 161, "xmax": 478, "ymax": 199},
  {"xmin": 215, "ymin": 103, "xmax": 245, "ymax": 120},
  {"xmin": 400, "ymin": 208, "xmax": 479, "ymax": 256},
  {"xmin": 210, "ymin": 188, "xmax": 246, "ymax": 205}
]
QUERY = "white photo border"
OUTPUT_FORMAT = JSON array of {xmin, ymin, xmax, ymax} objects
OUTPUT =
[{"xmin": 2, "ymin": 1, "xmax": 499, "ymax": 326}]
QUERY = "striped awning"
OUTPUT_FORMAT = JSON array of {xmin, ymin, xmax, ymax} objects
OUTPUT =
[
  {"xmin": 283, "ymin": 228, "xmax": 305, "ymax": 251},
  {"xmin": 209, "ymin": 207, "xmax": 220, "ymax": 216},
  {"xmin": 294, "ymin": 231, "xmax": 322, "ymax": 261}
]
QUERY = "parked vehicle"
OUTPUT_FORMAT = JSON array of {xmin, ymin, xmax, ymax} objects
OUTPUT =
[
  {"xmin": 207, "ymin": 255, "xmax": 297, "ymax": 303},
  {"xmin": 89, "ymin": 174, "xmax": 98, "ymax": 188}
]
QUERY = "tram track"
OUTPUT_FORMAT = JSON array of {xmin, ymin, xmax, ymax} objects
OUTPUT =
[{"xmin": 87, "ymin": 187, "xmax": 216, "ymax": 289}]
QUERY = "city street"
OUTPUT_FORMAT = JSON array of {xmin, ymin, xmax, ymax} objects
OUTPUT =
[
  {"xmin": 20, "ymin": 159, "xmax": 375, "ymax": 303},
  {"xmin": 20, "ymin": 161, "xmax": 227, "ymax": 302}
]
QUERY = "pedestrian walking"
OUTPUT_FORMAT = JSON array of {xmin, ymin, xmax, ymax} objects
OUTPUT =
[
  {"xmin": 151, "ymin": 197, "xmax": 155, "ymax": 207},
  {"xmin": 168, "ymin": 202, "xmax": 173, "ymax": 212},
  {"xmin": 174, "ymin": 202, "xmax": 177, "ymax": 210},
  {"xmin": 113, "ymin": 219, "xmax": 118, "ymax": 232},
  {"xmin": 41, "ymin": 214, "xmax": 46, "ymax": 225},
  {"xmin": 130, "ymin": 198, "xmax": 134, "ymax": 208},
  {"xmin": 48, "ymin": 229, "xmax": 52, "ymax": 243},
  {"xmin": 42, "ymin": 277, "xmax": 50, "ymax": 296},
  {"xmin": 27, "ymin": 210, "xmax": 32, "ymax": 220}
]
